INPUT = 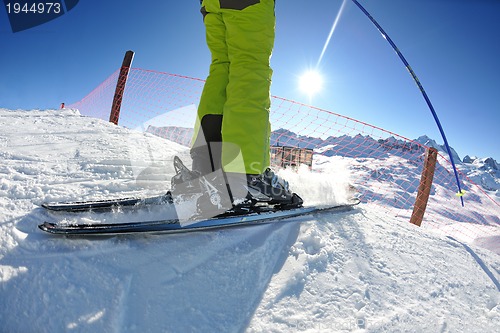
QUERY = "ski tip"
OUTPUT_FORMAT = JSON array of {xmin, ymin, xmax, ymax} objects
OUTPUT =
[
  {"xmin": 349, "ymin": 197, "xmax": 361, "ymax": 205},
  {"xmin": 40, "ymin": 203, "xmax": 68, "ymax": 211},
  {"xmin": 38, "ymin": 222, "xmax": 56, "ymax": 232}
]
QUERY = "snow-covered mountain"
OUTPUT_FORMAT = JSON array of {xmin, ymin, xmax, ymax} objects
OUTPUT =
[
  {"xmin": 146, "ymin": 125, "xmax": 499, "ymax": 182},
  {"xmin": 463, "ymin": 156, "xmax": 500, "ymax": 171},
  {"xmin": 414, "ymin": 135, "xmax": 463, "ymax": 164},
  {"xmin": 270, "ymin": 129, "xmax": 500, "ymax": 194},
  {"xmin": 461, "ymin": 156, "xmax": 500, "ymax": 192},
  {"xmin": 0, "ymin": 109, "xmax": 499, "ymax": 332},
  {"xmin": 145, "ymin": 125, "xmax": 194, "ymax": 147}
]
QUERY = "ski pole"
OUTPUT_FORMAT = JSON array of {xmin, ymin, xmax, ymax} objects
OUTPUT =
[{"xmin": 350, "ymin": 0, "xmax": 465, "ymax": 206}]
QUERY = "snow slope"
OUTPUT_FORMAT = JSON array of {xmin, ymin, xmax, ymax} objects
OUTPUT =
[{"xmin": 0, "ymin": 109, "xmax": 499, "ymax": 332}]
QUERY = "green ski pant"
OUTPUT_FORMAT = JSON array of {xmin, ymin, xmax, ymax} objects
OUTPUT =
[{"xmin": 192, "ymin": 0, "xmax": 275, "ymax": 175}]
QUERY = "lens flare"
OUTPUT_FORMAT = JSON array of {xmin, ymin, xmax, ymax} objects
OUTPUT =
[
  {"xmin": 298, "ymin": 0, "xmax": 346, "ymax": 99},
  {"xmin": 317, "ymin": 0, "xmax": 348, "ymax": 67}
]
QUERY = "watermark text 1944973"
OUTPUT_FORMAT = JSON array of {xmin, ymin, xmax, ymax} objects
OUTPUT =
[
  {"xmin": 2, "ymin": 0, "xmax": 80, "ymax": 32},
  {"xmin": 6, "ymin": 1, "xmax": 61, "ymax": 14}
]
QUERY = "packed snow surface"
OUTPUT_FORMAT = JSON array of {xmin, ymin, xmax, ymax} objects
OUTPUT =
[{"xmin": 0, "ymin": 109, "xmax": 499, "ymax": 332}]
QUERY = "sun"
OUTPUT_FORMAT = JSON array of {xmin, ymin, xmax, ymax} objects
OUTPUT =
[{"xmin": 299, "ymin": 70, "xmax": 324, "ymax": 97}]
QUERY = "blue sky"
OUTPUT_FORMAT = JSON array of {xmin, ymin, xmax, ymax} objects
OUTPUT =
[{"xmin": 1, "ymin": 0, "xmax": 499, "ymax": 160}]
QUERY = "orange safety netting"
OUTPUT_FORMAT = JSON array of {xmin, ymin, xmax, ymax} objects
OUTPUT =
[{"xmin": 69, "ymin": 67, "xmax": 500, "ymax": 245}]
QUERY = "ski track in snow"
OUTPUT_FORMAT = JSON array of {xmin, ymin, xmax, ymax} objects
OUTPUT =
[{"xmin": 0, "ymin": 109, "xmax": 499, "ymax": 332}]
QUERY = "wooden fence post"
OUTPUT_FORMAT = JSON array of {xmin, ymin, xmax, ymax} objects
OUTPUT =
[
  {"xmin": 410, "ymin": 147, "xmax": 438, "ymax": 226},
  {"xmin": 109, "ymin": 50, "xmax": 135, "ymax": 125}
]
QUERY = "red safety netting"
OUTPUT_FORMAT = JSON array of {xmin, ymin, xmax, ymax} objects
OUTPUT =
[{"xmin": 69, "ymin": 67, "xmax": 500, "ymax": 246}]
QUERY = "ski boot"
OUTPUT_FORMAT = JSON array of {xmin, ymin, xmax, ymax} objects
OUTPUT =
[
  {"xmin": 170, "ymin": 156, "xmax": 233, "ymax": 218},
  {"xmin": 244, "ymin": 168, "xmax": 303, "ymax": 209},
  {"xmin": 217, "ymin": 168, "xmax": 303, "ymax": 211},
  {"xmin": 170, "ymin": 156, "xmax": 202, "ymax": 195}
]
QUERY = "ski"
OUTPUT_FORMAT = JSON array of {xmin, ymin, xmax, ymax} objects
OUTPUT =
[
  {"xmin": 41, "ymin": 193, "xmax": 174, "ymax": 212},
  {"xmin": 38, "ymin": 198, "xmax": 360, "ymax": 236}
]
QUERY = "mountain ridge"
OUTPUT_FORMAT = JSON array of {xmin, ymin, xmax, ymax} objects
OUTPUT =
[{"xmin": 148, "ymin": 125, "xmax": 499, "ymax": 194}]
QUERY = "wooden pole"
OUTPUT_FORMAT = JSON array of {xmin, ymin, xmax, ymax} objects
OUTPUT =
[
  {"xmin": 109, "ymin": 50, "xmax": 135, "ymax": 125},
  {"xmin": 410, "ymin": 147, "xmax": 438, "ymax": 226}
]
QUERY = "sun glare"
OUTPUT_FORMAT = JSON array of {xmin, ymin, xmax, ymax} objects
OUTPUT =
[{"xmin": 299, "ymin": 70, "xmax": 324, "ymax": 97}]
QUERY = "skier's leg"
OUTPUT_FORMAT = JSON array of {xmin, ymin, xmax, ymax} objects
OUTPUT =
[
  {"xmin": 220, "ymin": 0, "xmax": 275, "ymax": 175},
  {"xmin": 191, "ymin": 5, "xmax": 228, "ymax": 175},
  {"xmin": 191, "ymin": 115, "xmax": 223, "ymax": 175}
]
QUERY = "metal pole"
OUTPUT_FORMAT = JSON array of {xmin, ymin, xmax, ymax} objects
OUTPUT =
[
  {"xmin": 410, "ymin": 147, "xmax": 438, "ymax": 227},
  {"xmin": 109, "ymin": 50, "xmax": 135, "ymax": 125}
]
